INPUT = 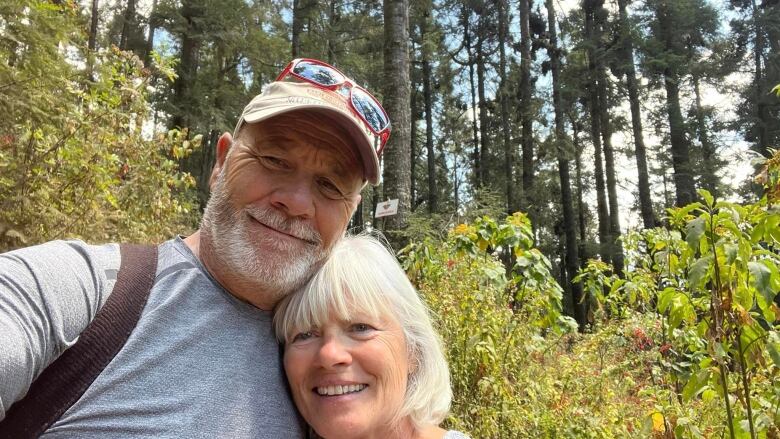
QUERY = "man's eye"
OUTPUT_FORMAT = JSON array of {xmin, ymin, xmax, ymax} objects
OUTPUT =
[
  {"xmin": 260, "ymin": 156, "xmax": 287, "ymax": 169},
  {"xmin": 318, "ymin": 178, "xmax": 345, "ymax": 199}
]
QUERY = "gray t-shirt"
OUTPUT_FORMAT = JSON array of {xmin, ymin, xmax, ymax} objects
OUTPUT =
[
  {"xmin": 0, "ymin": 237, "xmax": 303, "ymax": 438},
  {"xmin": 444, "ymin": 430, "xmax": 470, "ymax": 439}
]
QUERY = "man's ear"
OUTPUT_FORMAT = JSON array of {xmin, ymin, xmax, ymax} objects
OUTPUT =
[{"xmin": 209, "ymin": 132, "xmax": 233, "ymax": 190}]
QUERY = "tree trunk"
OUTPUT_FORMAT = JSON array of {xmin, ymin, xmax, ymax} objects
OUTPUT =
[
  {"xmin": 664, "ymin": 70, "xmax": 695, "ymax": 206},
  {"xmin": 171, "ymin": 0, "xmax": 202, "ymax": 130},
  {"xmin": 598, "ymin": 80, "xmax": 624, "ymax": 275},
  {"xmin": 692, "ymin": 73, "xmax": 719, "ymax": 197},
  {"xmin": 144, "ymin": 0, "xmax": 158, "ymax": 67},
  {"xmin": 753, "ymin": 0, "xmax": 770, "ymax": 156},
  {"xmin": 476, "ymin": 15, "xmax": 489, "ymax": 187},
  {"xmin": 119, "ymin": 0, "xmax": 136, "ymax": 51},
  {"xmin": 421, "ymin": 14, "xmax": 437, "ymax": 213},
  {"xmin": 88, "ymin": 0, "xmax": 99, "ymax": 51},
  {"xmin": 382, "ymin": 0, "xmax": 412, "ymax": 239},
  {"xmin": 498, "ymin": 0, "xmax": 514, "ymax": 213},
  {"xmin": 617, "ymin": 0, "xmax": 655, "ymax": 228},
  {"xmin": 326, "ymin": 0, "xmax": 339, "ymax": 64},
  {"xmin": 519, "ymin": 0, "xmax": 534, "ymax": 211},
  {"xmin": 546, "ymin": 0, "xmax": 585, "ymax": 330},
  {"xmin": 656, "ymin": 1, "xmax": 695, "ymax": 206},
  {"xmin": 572, "ymin": 118, "xmax": 587, "ymax": 257},
  {"xmin": 584, "ymin": 2, "xmax": 612, "ymax": 264},
  {"xmin": 292, "ymin": 0, "xmax": 305, "ymax": 58},
  {"xmin": 410, "ymin": 76, "xmax": 418, "ymax": 208},
  {"xmin": 462, "ymin": 8, "xmax": 481, "ymax": 189}
]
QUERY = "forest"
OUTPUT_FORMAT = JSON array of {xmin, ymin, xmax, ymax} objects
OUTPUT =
[{"xmin": 1, "ymin": 0, "xmax": 780, "ymax": 437}]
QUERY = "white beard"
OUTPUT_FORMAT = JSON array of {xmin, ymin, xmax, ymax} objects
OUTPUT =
[{"xmin": 200, "ymin": 174, "xmax": 327, "ymax": 304}]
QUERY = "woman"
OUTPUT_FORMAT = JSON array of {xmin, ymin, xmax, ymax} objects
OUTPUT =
[{"xmin": 274, "ymin": 234, "xmax": 469, "ymax": 439}]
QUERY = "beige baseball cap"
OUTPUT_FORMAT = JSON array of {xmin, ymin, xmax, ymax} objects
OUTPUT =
[{"xmin": 233, "ymin": 81, "xmax": 383, "ymax": 185}]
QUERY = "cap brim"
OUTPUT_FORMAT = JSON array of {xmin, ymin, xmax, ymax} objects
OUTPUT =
[{"xmin": 234, "ymin": 89, "xmax": 380, "ymax": 185}]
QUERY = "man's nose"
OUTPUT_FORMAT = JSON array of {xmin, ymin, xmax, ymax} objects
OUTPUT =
[{"xmin": 269, "ymin": 177, "xmax": 315, "ymax": 219}]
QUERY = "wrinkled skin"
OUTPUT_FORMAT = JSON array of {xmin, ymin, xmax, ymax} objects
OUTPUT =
[{"xmin": 186, "ymin": 111, "xmax": 363, "ymax": 310}]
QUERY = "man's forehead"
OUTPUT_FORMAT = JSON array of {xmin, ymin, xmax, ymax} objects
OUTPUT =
[
  {"xmin": 241, "ymin": 115, "xmax": 363, "ymax": 175},
  {"xmin": 244, "ymin": 129, "xmax": 360, "ymax": 180}
]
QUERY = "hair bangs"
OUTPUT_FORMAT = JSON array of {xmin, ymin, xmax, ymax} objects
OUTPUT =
[{"xmin": 275, "ymin": 239, "xmax": 395, "ymax": 344}]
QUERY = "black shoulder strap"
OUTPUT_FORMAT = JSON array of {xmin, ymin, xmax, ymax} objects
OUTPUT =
[{"xmin": 0, "ymin": 243, "xmax": 158, "ymax": 439}]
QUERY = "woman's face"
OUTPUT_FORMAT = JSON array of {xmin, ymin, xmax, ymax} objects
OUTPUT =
[{"xmin": 283, "ymin": 311, "xmax": 410, "ymax": 439}]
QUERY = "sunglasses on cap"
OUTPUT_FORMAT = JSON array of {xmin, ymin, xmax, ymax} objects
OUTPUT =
[{"xmin": 276, "ymin": 58, "xmax": 391, "ymax": 155}]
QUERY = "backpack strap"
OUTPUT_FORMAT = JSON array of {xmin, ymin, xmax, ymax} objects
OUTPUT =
[{"xmin": 0, "ymin": 244, "xmax": 158, "ymax": 438}]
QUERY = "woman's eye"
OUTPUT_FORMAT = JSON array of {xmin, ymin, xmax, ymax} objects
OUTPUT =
[
  {"xmin": 291, "ymin": 331, "xmax": 315, "ymax": 343},
  {"xmin": 350, "ymin": 323, "xmax": 376, "ymax": 333}
]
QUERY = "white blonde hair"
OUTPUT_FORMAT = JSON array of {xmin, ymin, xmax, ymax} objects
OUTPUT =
[{"xmin": 273, "ymin": 233, "xmax": 452, "ymax": 430}]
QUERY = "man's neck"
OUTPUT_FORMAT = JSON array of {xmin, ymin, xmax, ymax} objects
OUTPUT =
[
  {"xmin": 183, "ymin": 231, "xmax": 201, "ymax": 258},
  {"xmin": 182, "ymin": 230, "xmax": 275, "ymax": 311}
]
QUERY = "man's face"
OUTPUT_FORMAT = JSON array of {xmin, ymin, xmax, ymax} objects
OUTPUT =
[{"xmin": 200, "ymin": 112, "xmax": 364, "ymax": 309}]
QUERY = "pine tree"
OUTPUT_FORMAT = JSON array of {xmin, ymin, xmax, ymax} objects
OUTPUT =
[{"xmin": 382, "ymin": 0, "xmax": 412, "ymax": 239}]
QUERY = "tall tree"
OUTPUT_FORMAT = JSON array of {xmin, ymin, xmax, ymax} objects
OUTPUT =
[
  {"xmin": 409, "ymin": 62, "xmax": 420, "ymax": 209},
  {"xmin": 642, "ymin": 0, "xmax": 719, "ymax": 206},
  {"xmin": 690, "ymin": 66, "xmax": 720, "ymax": 197},
  {"xmin": 497, "ymin": 0, "xmax": 514, "ymax": 212},
  {"xmin": 168, "ymin": 0, "xmax": 203, "ymax": 130},
  {"xmin": 119, "ymin": 0, "xmax": 136, "ymax": 51},
  {"xmin": 594, "ymin": 3, "xmax": 623, "ymax": 275},
  {"xmin": 420, "ymin": 9, "xmax": 438, "ymax": 213},
  {"xmin": 382, "ymin": 0, "xmax": 412, "ymax": 237},
  {"xmin": 144, "ymin": 0, "xmax": 158, "ymax": 67},
  {"xmin": 291, "ymin": 0, "xmax": 307, "ymax": 57},
  {"xmin": 583, "ymin": 0, "xmax": 612, "ymax": 264},
  {"xmin": 456, "ymin": 5, "xmax": 481, "ymax": 189},
  {"xmin": 545, "ymin": 0, "xmax": 585, "ymax": 328},
  {"xmin": 615, "ymin": 0, "xmax": 655, "ymax": 228},
  {"xmin": 88, "ymin": 0, "xmax": 99, "ymax": 51},
  {"xmin": 727, "ymin": 1, "xmax": 780, "ymax": 159},
  {"xmin": 518, "ymin": 0, "xmax": 534, "ymax": 210},
  {"xmin": 475, "ymin": 9, "xmax": 490, "ymax": 188}
]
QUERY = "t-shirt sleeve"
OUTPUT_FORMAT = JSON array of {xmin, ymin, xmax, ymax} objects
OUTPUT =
[{"xmin": 0, "ymin": 240, "xmax": 120, "ymax": 420}]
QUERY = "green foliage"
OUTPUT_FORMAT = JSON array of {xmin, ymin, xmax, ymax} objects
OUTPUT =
[
  {"xmin": 576, "ymin": 154, "xmax": 780, "ymax": 438},
  {"xmin": 402, "ymin": 212, "xmax": 579, "ymax": 437},
  {"xmin": 0, "ymin": 2, "xmax": 198, "ymax": 250},
  {"xmin": 397, "ymin": 151, "xmax": 780, "ymax": 437}
]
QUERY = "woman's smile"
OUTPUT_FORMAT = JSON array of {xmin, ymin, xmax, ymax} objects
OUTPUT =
[{"xmin": 284, "ymin": 315, "xmax": 409, "ymax": 439}]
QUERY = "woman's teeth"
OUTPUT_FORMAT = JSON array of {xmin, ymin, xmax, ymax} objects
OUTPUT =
[{"xmin": 316, "ymin": 384, "xmax": 367, "ymax": 396}]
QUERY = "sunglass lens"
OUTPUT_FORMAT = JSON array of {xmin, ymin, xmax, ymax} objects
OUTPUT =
[
  {"xmin": 351, "ymin": 88, "xmax": 389, "ymax": 132},
  {"xmin": 293, "ymin": 61, "xmax": 345, "ymax": 86}
]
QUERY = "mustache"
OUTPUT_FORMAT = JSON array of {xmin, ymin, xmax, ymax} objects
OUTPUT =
[{"xmin": 246, "ymin": 206, "xmax": 322, "ymax": 245}]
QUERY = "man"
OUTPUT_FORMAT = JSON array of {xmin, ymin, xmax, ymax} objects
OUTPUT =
[{"xmin": 0, "ymin": 59, "xmax": 390, "ymax": 437}]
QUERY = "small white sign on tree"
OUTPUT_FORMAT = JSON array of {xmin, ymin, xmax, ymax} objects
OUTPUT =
[{"xmin": 374, "ymin": 199, "xmax": 399, "ymax": 218}]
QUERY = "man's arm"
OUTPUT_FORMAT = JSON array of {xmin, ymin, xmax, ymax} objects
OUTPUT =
[{"xmin": 0, "ymin": 240, "xmax": 119, "ymax": 420}]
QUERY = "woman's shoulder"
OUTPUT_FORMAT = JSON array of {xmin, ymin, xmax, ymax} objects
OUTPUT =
[{"xmin": 443, "ymin": 430, "xmax": 471, "ymax": 439}]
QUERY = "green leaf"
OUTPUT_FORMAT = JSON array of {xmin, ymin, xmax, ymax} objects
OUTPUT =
[
  {"xmin": 749, "ymin": 261, "xmax": 774, "ymax": 305},
  {"xmin": 688, "ymin": 255, "xmax": 712, "ymax": 289},
  {"xmin": 682, "ymin": 369, "xmax": 710, "ymax": 401},
  {"xmin": 685, "ymin": 217, "xmax": 706, "ymax": 250},
  {"xmin": 698, "ymin": 188, "xmax": 715, "ymax": 208},
  {"xmin": 767, "ymin": 332, "xmax": 780, "ymax": 368},
  {"xmin": 713, "ymin": 342, "xmax": 727, "ymax": 362},
  {"xmin": 723, "ymin": 243, "xmax": 738, "ymax": 264}
]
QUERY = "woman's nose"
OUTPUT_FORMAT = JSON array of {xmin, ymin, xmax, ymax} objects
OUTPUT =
[{"xmin": 315, "ymin": 334, "xmax": 352, "ymax": 369}]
